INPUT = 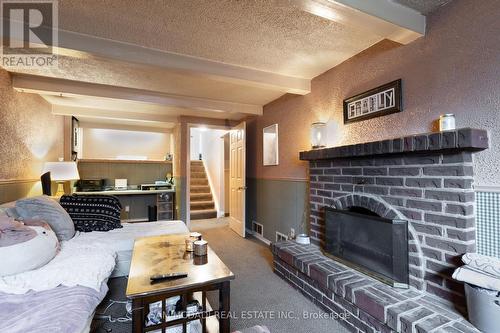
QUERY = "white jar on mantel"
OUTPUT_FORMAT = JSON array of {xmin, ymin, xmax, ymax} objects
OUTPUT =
[{"xmin": 439, "ymin": 114, "xmax": 456, "ymax": 131}]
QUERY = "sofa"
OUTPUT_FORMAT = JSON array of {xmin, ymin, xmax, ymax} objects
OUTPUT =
[
  {"xmin": 72, "ymin": 219, "xmax": 189, "ymax": 278},
  {"xmin": 0, "ymin": 197, "xmax": 189, "ymax": 333}
]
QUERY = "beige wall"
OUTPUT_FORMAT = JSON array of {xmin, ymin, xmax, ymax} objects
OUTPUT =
[
  {"xmin": 0, "ymin": 68, "xmax": 64, "ymax": 203},
  {"xmin": 81, "ymin": 126, "xmax": 171, "ymax": 160},
  {"xmin": 0, "ymin": 68, "xmax": 64, "ymax": 182},
  {"xmin": 247, "ymin": 0, "xmax": 500, "ymax": 186}
]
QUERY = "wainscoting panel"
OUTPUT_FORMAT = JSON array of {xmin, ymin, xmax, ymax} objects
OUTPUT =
[
  {"xmin": 78, "ymin": 161, "xmax": 173, "ymax": 186},
  {"xmin": 175, "ymin": 176, "xmax": 187, "ymax": 223},
  {"xmin": 246, "ymin": 178, "xmax": 308, "ymax": 242},
  {"xmin": 476, "ymin": 191, "xmax": 500, "ymax": 258}
]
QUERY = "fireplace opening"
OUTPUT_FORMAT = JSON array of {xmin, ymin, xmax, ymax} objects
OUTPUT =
[
  {"xmin": 347, "ymin": 206, "xmax": 379, "ymax": 216},
  {"xmin": 324, "ymin": 206, "xmax": 409, "ymax": 288}
]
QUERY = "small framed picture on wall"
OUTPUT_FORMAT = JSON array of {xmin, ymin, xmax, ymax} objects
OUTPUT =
[{"xmin": 263, "ymin": 124, "xmax": 279, "ymax": 166}]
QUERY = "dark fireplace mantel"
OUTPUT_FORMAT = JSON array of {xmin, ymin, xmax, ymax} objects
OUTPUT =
[{"xmin": 300, "ymin": 128, "xmax": 488, "ymax": 161}]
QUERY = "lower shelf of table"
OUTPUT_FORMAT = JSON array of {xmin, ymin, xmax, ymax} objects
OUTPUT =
[
  {"xmin": 146, "ymin": 317, "xmax": 219, "ymax": 333},
  {"xmin": 142, "ymin": 291, "xmax": 219, "ymax": 333}
]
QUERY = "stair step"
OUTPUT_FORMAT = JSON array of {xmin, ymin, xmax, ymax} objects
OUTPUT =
[
  {"xmin": 191, "ymin": 165, "xmax": 205, "ymax": 172},
  {"xmin": 191, "ymin": 172, "xmax": 207, "ymax": 179},
  {"xmin": 191, "ymin": 193, "xmax": 213, "ymax": 201},
  {"xmin": 191, "ymin": 178, "xmax": 208, "ymax": 186},
  {"xmin": 191, "ymin": 185, "xmax": 210, "ymax": 193},
  {"xmin": 191, "ymin": 209, "xmax": 217, "ymax": 220},
  {"xmin": 190, "ymin": 200, "xmax": 215, "ymax": 210},
  {"xmin": 189, "ymin": 161, "xmax": 215, "ymax": 219}
]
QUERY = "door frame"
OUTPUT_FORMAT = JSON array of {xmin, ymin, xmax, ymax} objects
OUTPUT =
[{"xmin": 185, "ymin": 123, "xmax": 231, "ymax": 229}]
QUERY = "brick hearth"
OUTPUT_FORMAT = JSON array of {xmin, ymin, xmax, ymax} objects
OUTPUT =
[{"xmin": 272, "ymin": 241, "xmax": 480, "ymax": 333}]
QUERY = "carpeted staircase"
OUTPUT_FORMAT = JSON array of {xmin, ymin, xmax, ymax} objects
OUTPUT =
[{"xmin": 190, "ymin": 160, "xmax": 217, "ymax": 220}]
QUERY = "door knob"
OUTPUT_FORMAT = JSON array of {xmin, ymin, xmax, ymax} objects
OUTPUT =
[{"xmin": 238, "ymin": 186, "xmax": 248, "ymax": 190}]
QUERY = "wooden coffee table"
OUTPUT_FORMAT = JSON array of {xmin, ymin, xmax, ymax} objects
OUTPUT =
[{"xmin": 126, "ymin": 234, "xmax": 235, "ymax": 333}]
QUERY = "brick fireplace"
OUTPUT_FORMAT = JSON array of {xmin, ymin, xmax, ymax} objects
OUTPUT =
[{"xmin": 272, "ymin": 128, "xmax": 488, "ymax": 333}]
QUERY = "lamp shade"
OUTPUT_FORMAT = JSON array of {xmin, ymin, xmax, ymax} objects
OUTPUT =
[{"xmin": 42, "ymin": 162, "xmax": 80, "ymax": 181}]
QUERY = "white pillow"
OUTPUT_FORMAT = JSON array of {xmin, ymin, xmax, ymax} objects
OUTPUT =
[
  {"xmin": 0, "ymin": 216, "xmax": 59, "ymax": 276},
  {"xmin": 16, "ymin": 195, "xmax": 75, "ymax": 241}
]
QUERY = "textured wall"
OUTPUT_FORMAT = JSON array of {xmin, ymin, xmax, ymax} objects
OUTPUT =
[
  {"xmin": 248, "ymin": 0, "xmax": 500, "ymax": 187},
  {"xmin": 0, "ymin": 68, "xmax": 64, "ymax": 181}
]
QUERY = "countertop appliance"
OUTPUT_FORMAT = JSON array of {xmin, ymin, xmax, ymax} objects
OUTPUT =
[
  {"xmin": 115, "ymin": 179, "xmax": 128, "ymax": 190},
  {"xmin": 76, "ymin": 178, "xmax": 106, "ymax": 192}
]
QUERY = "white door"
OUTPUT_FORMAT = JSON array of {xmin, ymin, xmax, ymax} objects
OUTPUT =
[{"xmin": 229, "ymin": 121, "xmax": 246, "ymax": 237}]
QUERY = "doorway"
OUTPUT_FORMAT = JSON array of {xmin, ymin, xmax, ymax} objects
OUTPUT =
[
  {"xmin": 189, "ymin": 127, "xmax": 228, "ymax": 221},
  {"xmin": 186, "ymin": 122, "xmax": 246, "ymax": 237}
]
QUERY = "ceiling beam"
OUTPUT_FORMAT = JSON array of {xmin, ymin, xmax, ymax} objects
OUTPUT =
[
  {"xmin": 1, "ymin": 20, "xmax": 310, "ymax": 95},
  {"xmin": 12, "ymin": 74, "xmax": 263, "ymax": 115},
  {"xmin": 52, "ymin": 105, "xmax": 178, "ymax": 125},
  {"xmin": 292, "ymin": 0, "xmax": 425, "ymax": 44},
  {"xmin": 78, "ymin": 120, "xmax": 173, "ymax": 133},
  {"xmin": 57, "ymin": 30, "xmax": 311, "ymax": 94}
]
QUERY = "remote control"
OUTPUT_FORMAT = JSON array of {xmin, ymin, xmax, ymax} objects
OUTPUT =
[{"xmin": 150, "ymin": 272, "xmax": 188, "ymax": 282}]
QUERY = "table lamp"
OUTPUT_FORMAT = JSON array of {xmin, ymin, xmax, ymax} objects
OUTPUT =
[{"xmin": 42, "ymin": 159, "xmax": 80, "ymax": 196}]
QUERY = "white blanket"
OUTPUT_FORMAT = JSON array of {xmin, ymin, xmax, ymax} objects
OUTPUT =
[
  {"xmin": 461, "ymin": 253, "xmax": 500, "ymax": 277},
  {"xmin": 453, "ymin": 265, "xmax": 500, "ymax": 291},
  {"xmin": 452, "ymin": 253, "xmax": 500, "ymax": 291},
  {"xmin": 70, "ymin": 220, "xmax": 189, "ymax": 253},
  {"xmin": 0, "ymin": 240, "xmax": 116, "ymax": 294}
]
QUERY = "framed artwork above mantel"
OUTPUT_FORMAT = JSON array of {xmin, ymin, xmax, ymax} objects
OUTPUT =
[{"xmin": 343, "ymin": 79, "xmax": 402, "ymax": 124}]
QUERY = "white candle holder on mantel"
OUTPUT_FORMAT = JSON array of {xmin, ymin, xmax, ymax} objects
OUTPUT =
[
  {"xmin": 310, "ymin": 122, "xmax": 327, "ymax": 149},
  {"xmin": 295, "ymin": 234, "xmax": 311, "ymax": 245}
]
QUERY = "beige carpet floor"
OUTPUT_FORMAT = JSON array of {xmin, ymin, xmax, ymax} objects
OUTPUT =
[
  {"xmin": 194, "ymin": 225, "xmax": 350, "ymax": 333},
  {"xmin": 190, "ymin": 217, "xmax": 230, "ymax": 231},
  {"xmin": 92, "ymin": 224, "xmax": 350, "ymax": 333}
]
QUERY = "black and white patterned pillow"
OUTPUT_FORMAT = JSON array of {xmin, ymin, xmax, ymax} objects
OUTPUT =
[{"xmin": 60, "ymin": 195, "xmax": 123, "ymax": 232}]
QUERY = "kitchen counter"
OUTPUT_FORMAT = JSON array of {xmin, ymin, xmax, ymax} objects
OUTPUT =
[{"xmin": 73, "ymin": 188, "xmax": 175, "ymax": 196}]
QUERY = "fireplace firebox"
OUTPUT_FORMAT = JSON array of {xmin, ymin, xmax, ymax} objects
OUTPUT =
[{"xmin": 324, "ymin": 207, "xmax": 409, "ymax": 288}]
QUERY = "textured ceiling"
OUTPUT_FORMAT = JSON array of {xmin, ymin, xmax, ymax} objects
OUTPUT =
[
  {"xmin": 8, "ymin": 0, "xmax": 453, "ymax": 129},
  {"xmin": 393, "ymin": 0, "xmax": 453, "ymax": 15},
  {"xmin": 57, "ymin": 0, "xmax": 381, "ymax": 78}
]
